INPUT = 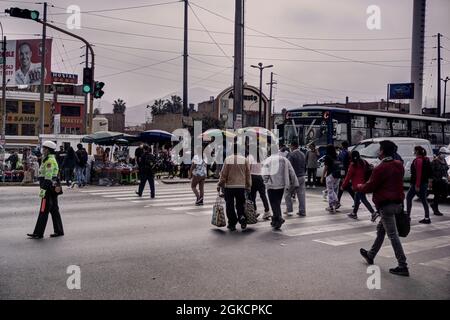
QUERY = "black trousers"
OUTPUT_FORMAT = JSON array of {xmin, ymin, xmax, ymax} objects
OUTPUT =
[
  {"xmin": 338, "ymin": 181, "xmax": 355, "ymax": 202},
  {"xmin": 267, "ymin": 188, "xmax": 284, "ymax": 224},
  {"xmin": 33, "ymin": 193, "xmax": 64, "ymax": 237},
  {"xmin": 432, "ymin": 180, "xmax": 448, "ymax": 211},
  {"xmin": 250, "ymin": 175, "xmax": 270, "ymax": 212},
  {"xmin": 138, "ymin": 173, "xmax": 155, "ymax": 198},
  {"xmin": 224, "ymin": 188, "xmax": 246, "ymax": 227}
]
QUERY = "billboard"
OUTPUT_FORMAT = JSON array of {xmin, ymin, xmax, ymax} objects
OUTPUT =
[
  {"xmin": 52, "ymin": 72, "xmax": 78, "ymax": 84},
  {"xmin": 1, "ymin": 39, "xmax": 52, "ymax": 86},
  {"xmin": 389, "ymin": 83, "xmax": 414, "ymax": 100}
]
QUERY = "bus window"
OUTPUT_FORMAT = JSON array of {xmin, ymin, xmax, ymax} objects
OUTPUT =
[
  {"xmin": 372, "ymin": 117, "xmax": 391, "ymax": 138},
  {"xmin": 351, "ymin": 115, "xmax": 370, "ymax": 145},
  {"xmin": 411, "ymin": 121, "xmax": 428, "ymax": 139},
  {"xmin": 445, "ymin": 124, "xmax": 450, "ymax": 145},
  {"xmin": 428, "ymin": 122, "xmax": 444, "ymax": 145},
  {"xmin": 392, "ymin": 119, "xmax": 408, "ymax": 137}
]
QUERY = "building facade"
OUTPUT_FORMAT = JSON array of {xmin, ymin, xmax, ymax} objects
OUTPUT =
[{"xmin": 0, "ymin": 89, "xmax": 85, "ymax": 149}]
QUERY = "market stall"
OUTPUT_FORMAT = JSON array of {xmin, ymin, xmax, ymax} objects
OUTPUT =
[{"xmin": 81, "ymin": 131, "xmax": 139, "ymax": 186}]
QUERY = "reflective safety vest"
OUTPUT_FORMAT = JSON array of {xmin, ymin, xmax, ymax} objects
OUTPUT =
[
  {"xmin": 39, "ymin": 154, "xmax": 59, "ymax": 180},
  {"xmin": 38, "ymin": 154, "xmax": 59, "ymax": 197}
]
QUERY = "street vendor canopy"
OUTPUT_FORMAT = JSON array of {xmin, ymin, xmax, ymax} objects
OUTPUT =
[
  {"xmin": 81, "ymin": 131, "xmax": 133, "ymax": 145},
  {"xmin": 139, "ymin": 130, "xmax": 178, "ymax": 143}
]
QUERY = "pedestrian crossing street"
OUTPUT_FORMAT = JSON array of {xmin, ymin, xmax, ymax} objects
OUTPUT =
[{"xmin": 80, "ymin": 183, "xmax": 450, "ymax": 272}]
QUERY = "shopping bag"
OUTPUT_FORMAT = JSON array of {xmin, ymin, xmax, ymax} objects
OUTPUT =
[
  {"xmin": 244, "ymin": 194, "xmax": 259, "ymax": 225},
  {"xmin": 211, "ymin": 196, "xmax": 226, "ymax": 227}
]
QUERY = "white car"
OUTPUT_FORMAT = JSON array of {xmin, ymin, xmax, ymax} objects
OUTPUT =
[{"xmin": 353, "ymin": 137, "xmax": 434, "ymax": 183}]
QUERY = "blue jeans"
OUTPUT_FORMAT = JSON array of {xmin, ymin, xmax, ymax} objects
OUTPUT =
[
  {"xmin": 406, "ymin": 183, "xmax": 429, "ymax": 219},
  {"xmin": 75, "ymin": 166, "xmax": 86, "ymax": 185}
]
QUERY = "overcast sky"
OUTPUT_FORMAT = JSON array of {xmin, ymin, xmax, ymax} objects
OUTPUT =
[{"xmin": 1, "ymin": 0, "xmax": 449, "ymax": 112}]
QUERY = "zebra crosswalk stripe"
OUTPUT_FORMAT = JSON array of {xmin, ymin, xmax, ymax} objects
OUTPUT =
[
  {"xmin": 378, "ymin": 235, "xmax": 450, "ymax": 258},
  {"xmin": 313, "ymin": 218, "xmax": 450, "ymax": 246},
  {"xmin": 419, "ymin": 256, "xmax": 450, "ymax": 272}
]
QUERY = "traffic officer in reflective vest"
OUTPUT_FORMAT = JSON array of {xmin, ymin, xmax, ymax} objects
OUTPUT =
[{"xmin": 27, "ymin": 141, "xmax": 64, "ymax": 239}]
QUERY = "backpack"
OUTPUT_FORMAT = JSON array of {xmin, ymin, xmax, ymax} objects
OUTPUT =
[
  {"xmin": 332, "ymin": 159, "xmax": 344, "ymax": 179},
  {"xmin": 363, "ymin": 160, "xmax": 374, "ymax": 182}
]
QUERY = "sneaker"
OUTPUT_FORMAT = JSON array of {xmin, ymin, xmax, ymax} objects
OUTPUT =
[
  {"xmin": 195, "ymin": 197, "xmax": 204, "ymax": 206},
  {"xmin": 419, "ymin": 218, "xmax": 431, "ymax": 224},
  {"xmin": 347, "ymin": 213, "xmax": 358, "ymax": 219},
  {"xmin": 284, "ymin": 211, "xmax": 293, "ymax": 217},
  {"xmin": 433, "ymin": 211, "xmax": 443, "ymax": 216},
  {"xmin": 360, "ymin": 248, "xmax": 374, "ymax": 265},
  {"xmin": 227, "ymin": 225, "xmax": 236, "ymax": 232},
  {"xmin": 371, "ymin": 211, "xmax": 380, "ymax": 222},
  {"xmin": 262, "ymin": 211, "xmax": 272, "ymax": 220},
  {"xmin": 297, "ymin": 212, "xmax": 306, "ymax": 217},
  {"xmin": 326, "ymin": 206, "xmax": 336, "ymax": 214},
  {"xmin": 389, "ymin": 266, "xmax": 409, "ymax": 277},
  {"xmin": 135, "ymin": 191, "xmax": 142, "ymax": 197},
  {"xmin": 272, "ymin": 218, "xmax": 285, "ymax": 230},
  {"xmin": 335, "ymin": 202, "xmax": 342, "ymax": 210}
]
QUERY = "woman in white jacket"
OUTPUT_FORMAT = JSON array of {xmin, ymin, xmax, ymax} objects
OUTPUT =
[{"xmin": 262, "ymin": 153, "xmax": 299, "ymax": 230}]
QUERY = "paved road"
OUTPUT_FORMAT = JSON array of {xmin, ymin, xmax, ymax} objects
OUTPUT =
[{"xmin": 1, "ymin": 182, "xmax": 449, "ymax": 300}]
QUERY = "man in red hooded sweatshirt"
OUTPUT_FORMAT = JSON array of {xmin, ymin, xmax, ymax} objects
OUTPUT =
[{"xmin": 355, "ymin": 140, "xmax": 409, "ymax": 277}]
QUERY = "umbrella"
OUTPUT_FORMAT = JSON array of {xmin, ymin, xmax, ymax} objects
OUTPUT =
[
  {"xmin": 81, "ymin": 131, "xmax": 124, "ymax": 144},
  {"xmin": 139, "ymin": 130, "xmax": 178, "ymax": 142},
  {"xmin": 238, "ymin": 127, "xmax": 278, "ymax": 143},
  {"xmin": 200, "ymin": 129, "xmax": 236, "ymax": 142}
]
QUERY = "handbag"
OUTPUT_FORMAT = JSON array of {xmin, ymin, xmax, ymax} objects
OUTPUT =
[
  {"xmin": 244, "ymin": 192, "xmax": 259, "ymax": 224},
  {"xmin": 211, "ymin": 196, "xmax": 226, "ymax": 227},
  {"xmin": 395, "ymin": 210, "xmax": 411, "ymax": 238}
]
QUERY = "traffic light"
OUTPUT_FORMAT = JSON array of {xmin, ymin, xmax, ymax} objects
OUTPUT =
[
  {"xmin": 5, "ymin": 7, "xmax": 40, "ymax": 20},
  {"xmin": 82, "ymin": 67, "xmax": 93, "ymax": 94},
  {"xmin": 94, "ymin": 81, "xmax": 105, "ymax": 99}
]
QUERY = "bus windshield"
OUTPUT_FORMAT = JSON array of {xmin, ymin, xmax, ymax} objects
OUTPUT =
[{"xmin": 284, "ymin": 118, "xmax": 328, "ymax": 146}]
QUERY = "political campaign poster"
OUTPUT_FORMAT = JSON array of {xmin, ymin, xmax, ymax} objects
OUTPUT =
[{"xmin": 0, "ymin": 39, "xmax": 52, "ymax": 86}]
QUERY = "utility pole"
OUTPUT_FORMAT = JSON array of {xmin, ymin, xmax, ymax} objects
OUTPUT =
[
  {"xmin": 266, "ymin": 72, "xmax": 277, "ymax": 130},
  {"xmin": 443, "ymin": 76, "xmax": 449, "ymax": 117},
  {"xmin": 39, "ymin": 2, "xmax": 47, "ymax": 140},
  {"xmin": 251, "ymin": 62, "xmax": 273, "ymax": 127},
  {"xmin": 233, "ymin": 0, "xmax": 244, "ymax": 129},
  {"xmin": 1, "ymin": 35, "xmax": 6, "ymax": 145},
  {"xmin": 183, "ymin": 0, "xmax": 188, "ymax": 117},
  {"xmin": 437, "ymin": 33, "xmax": 442, "ymax": 116},
  {"xmin": 83, "ymin": 45, "xmax": 89, "ymax": 134}
]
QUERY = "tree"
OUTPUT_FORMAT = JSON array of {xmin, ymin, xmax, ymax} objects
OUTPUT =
[
  {"xmin": 149, "ymin": 95, "xmax": 183, "ymax": 116},
  {"xmin": 149, "ymin": 99, "xmax": 165, "ymax": 116},
  {"xmin": 113, "ymin": 99, "xmax": 126, "ymax": 114},
  {"xmin": 163, "ymin": 95, "xmax": 182, "ymax": 114}
]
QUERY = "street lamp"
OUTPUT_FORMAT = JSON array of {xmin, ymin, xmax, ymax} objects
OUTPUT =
[
  {"xmin": 443, "ymin": 76, "xmax": 450, "ymax": 117},
  {"xmin": 251, "ymin": 62, "xmax": 273, "ymax": 127}
]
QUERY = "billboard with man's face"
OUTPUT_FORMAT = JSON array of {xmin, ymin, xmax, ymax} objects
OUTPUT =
[{"xmin": 1, "ymin": 39, "xmax": 52, "ymax": 86}]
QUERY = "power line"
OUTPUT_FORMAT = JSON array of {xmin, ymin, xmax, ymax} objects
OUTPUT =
[
  {"xmin": 188, "ymin": 3, "xmax": 233, "ymax": 63},
  {"xmin": 51, "ymin": 1, "xmax": 180, "ymax": 15},
  {"xmin": 98, "ymin": 56, "xmax": 182, "ymax": 78},
  {"xmin": 189, "ymin": 1, "xmax": 427, "ymax": 68}
]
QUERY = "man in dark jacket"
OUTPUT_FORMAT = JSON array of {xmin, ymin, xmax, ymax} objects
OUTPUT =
[
  {"xmin": 355, "ymin": 140, "xmax": 409, "ymax": 277},
  {"xmin": 62, "ymin": 146, "xmax": 77, "ymax": 186},
  {"xmin": 136, "ymin": 145, "xmax": 156, "ymax": 198},
  {"xmin": 6, "ymin": 151, "xmax": 19, "ymax": 170},
  {"xmin": 75, "ymin": 144, "xmax": 88, "ymax": 187},
  {"xmin": 430, "ymin": 147, "xmax": 450, "ymax": 216}
]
